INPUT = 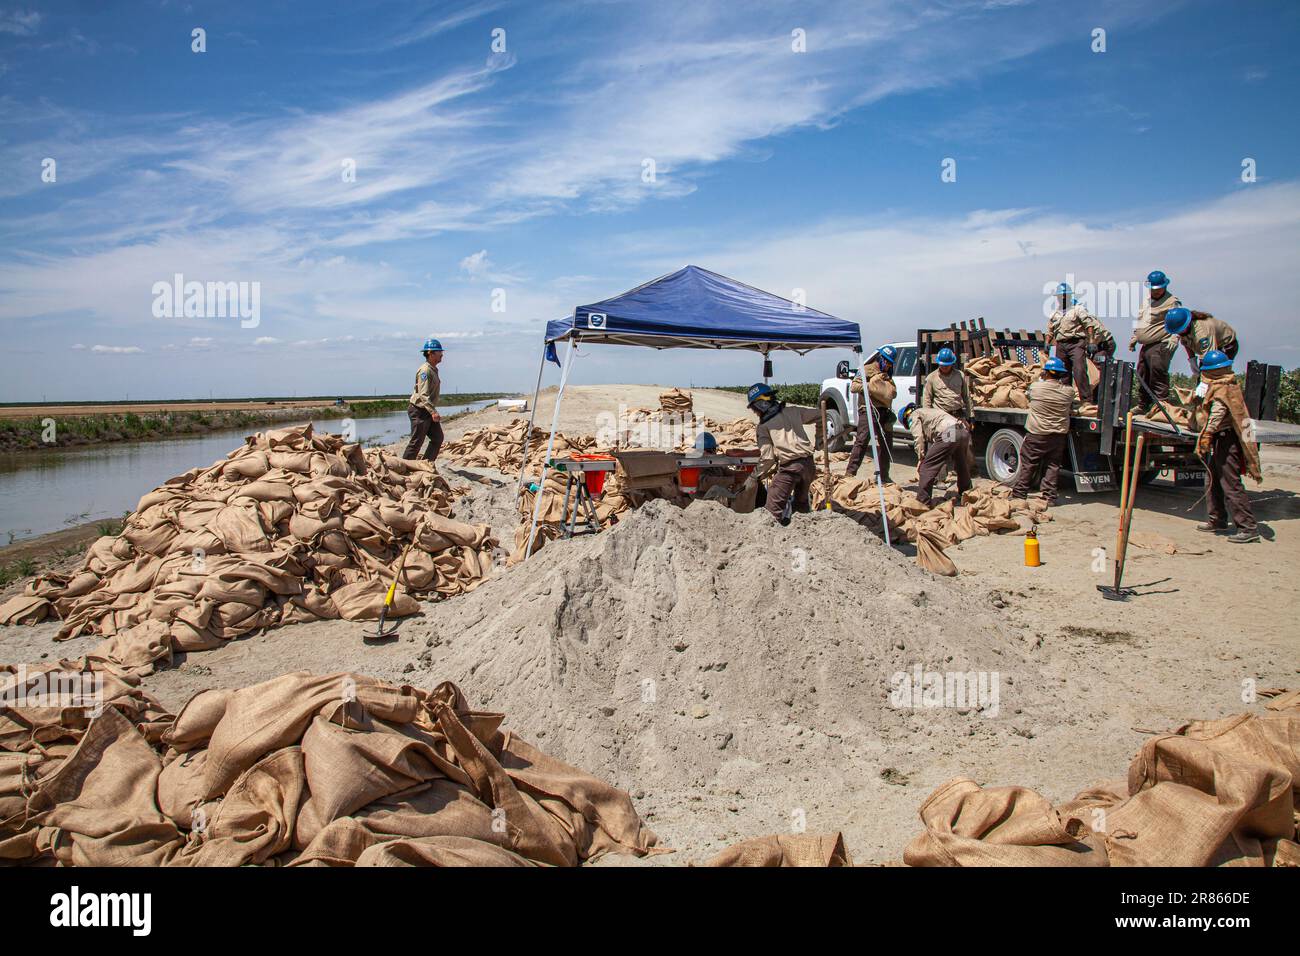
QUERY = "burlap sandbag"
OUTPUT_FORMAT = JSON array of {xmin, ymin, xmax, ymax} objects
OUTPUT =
[
  {"xmin": 906, "ymin": 710, "xmax": 1300, "ymax": 867},
  {"xmin": 705, "ymin": 832, "xmax": 851, "ymax": 867}
]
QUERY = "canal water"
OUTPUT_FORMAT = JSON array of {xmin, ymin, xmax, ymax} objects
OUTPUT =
[{"xmin": 0, "ymin": 401, "xmax": 494, "ymax": 543}]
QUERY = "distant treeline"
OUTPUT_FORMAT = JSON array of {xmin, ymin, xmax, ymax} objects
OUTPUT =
[
  {"xmin": 713, "ymin": 383, "xmax": 822, "ymax": 406},
  {"xmin": 0, "ymin": 392, "xmax": 510, "ymax": 409},
  {"xmin": 0, "ymin": 393, "xmax": 515, "ymax": 452}
]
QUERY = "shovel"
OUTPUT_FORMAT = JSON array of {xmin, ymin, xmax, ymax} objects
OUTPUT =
[{"xmin": 363, "ymin": 539, "xmax": 416, "ymax": 643}]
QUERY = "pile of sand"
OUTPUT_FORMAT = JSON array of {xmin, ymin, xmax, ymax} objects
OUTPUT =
[{"xmin": 403, "ymin": 497, "xmax": 1070, "ymax": 858}]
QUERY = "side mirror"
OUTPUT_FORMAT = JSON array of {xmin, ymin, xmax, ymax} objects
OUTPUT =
[{"xmin": 835, "ymin": 360, "xmax": 851, "ymax": 379}]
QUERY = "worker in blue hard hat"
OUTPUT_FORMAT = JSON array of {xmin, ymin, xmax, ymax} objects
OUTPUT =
[
  {"xmin": 922, "ymin": 347, "xmax": 973, "ymax": 423},
  {"xmin": 921, "ymin": 347, "xmax": 975, "ymax": 485},
  {"xmin": 1164, "ymin": 307, "xmax": 1239, "ymax": 383},
  {"xmin": 846, "ymin": 345, "xmax": 899, "ymax": 483},
  {"xmin": 1190, "ymin": 350, "xmax": 1260, "ymax": 543},
  {"xmin": 904, "ymin": 403, "xmax": 973, "ymax": 508},
  {"xmin": 1010, "ymin": 356, "xmax": 1079, "ymax": 506},
  {"xmin": 686, "ymin": 430, "xmax": 750, "ymax": 506},
  {"xmin": 1045, "ymin": 281, "xmax": 1108, "ymax": 403},
  {"xmin": 742, "ymin": 383, "xmax": 823, "ymax": 523},
  {"xmin": 403, "ymin": 338, "xmax": 445, "ymax": 461},
  {"xmin": 1130, "ymin": 269, "xmax": 1182, "ymax": 411}
]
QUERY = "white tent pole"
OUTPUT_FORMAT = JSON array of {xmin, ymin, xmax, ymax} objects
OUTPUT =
[
  {"xmin": 859, "ymin": 353, "xmax": 893, "ymax": 547},
  {"xmin": 514, "ymin": 344, "xmax": 550, "ymax": 502},
  {"xmin": 524, "ymin": 339, "xmax": 577, "ymax": 561}
]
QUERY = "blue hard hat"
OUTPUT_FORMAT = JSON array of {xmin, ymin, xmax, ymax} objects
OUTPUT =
[
  {"xmin": 899, "ymin": 402, "xmax": 917, "ymax": 429},
  {"xmin": 877, "ymin": 345, "xmax": 898, "ymax": 366},
  {"xmin": 1043, "ymin": 357, "xmax": 1067, "ymax": 374},
  {"xmin": 746, "ymin": 383, "xmax": 777, "ymax": 406},
  {"xmin": 1164, "ymin": 308, "xmax": 1192, "ymax": 335},
  {"xmin": 694, "ymin": 431, "xmax": 717, "ymax": 453},
  {"xmin": 421, "ymin": 338, "xmax": 443, "ymax": 353},
  {"xmin": 1199, "ymin": 349, "xmax": 1233, "ymax": 371},
  {"xmin": 936, "ymin": 348, "xmax": 957, "ymax": 367},
  {"xmin": 1146, "ymin": 270, "xmax": 1169, "ymax": 289},
  {"xmin": 1055, "ymin": 282, "xmax": 1073, "ymax": 296}
]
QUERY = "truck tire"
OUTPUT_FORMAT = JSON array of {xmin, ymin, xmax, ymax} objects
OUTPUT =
[
  {"xmin": 824, "ymin": 405, "xmax": 847, "ymax": 453},
  {"xmin": 984, "ymin": 427, "xmax": 1025, "ymax": 484}
]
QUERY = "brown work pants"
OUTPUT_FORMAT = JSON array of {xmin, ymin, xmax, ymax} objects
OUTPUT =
[
  {"xmin": 403, "ymin": 405, "xmax": 444, "ymax": 462},
  {"xmin": 1054, "ymin": 338, "xmax": 1092, "ymax": 403},
  {"xmin": 847, "ymin": 404, "xmax": 893, "ymax": 483},
  {"xmin": 1206, "ymin": 429, "xmax": 1257, "ymax": 532},
  {"xmin": 1011, "ymin": 432, "xmax": 1068, "ymax": 503},
  {"xmin": 916, "ymin": 427, "xmax": 973, "ymax": 506},
  {"xmin": 765, "ymin": 456, "xmax": 816, "ymax": 521},
  {"xmin": 1137, "ymin": 341, "xmax": 1173, "ymax": 409}
]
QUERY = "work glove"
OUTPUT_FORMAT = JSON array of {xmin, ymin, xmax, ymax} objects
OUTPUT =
[
  {"xmin": 741, "ymin": 476, "xmax": 757, "ymax": 493},
  {"xmin": 1195, "ymin": 433, "xmax": 1211, "ymax": 458}
]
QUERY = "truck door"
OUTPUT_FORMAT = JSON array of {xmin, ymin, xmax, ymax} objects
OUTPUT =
[{"xmin": 890, "ymin": 347, "xmax": 918, "ymax": 433}]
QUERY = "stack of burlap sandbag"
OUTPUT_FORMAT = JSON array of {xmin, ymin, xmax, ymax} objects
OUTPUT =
[
  {"xmin": 696, "ymin": 415, "xmax": 756, "ymax": 449},
  {"xmin": 904, "ymin": 693, "xmax": 1300, "ymax": 867},
  {"xmin": 440, "ymin": 420, "xmax": 597, "ymax": 472},
  {"xmin": 659, "ymin": 387, "xmax": 693, "ymax": 415},
  {"xmin": 966, "ymin": 354, "xmax": 1101, "ymax": 416},
  {"xmin": 810, "ymin": 475, "xmax": 1049, "ymax": 576},
  {"xmin": 0, "ymin": 424, "xmax": 497, "ymax": 674},
  {"xmin": 0, "ymin": 664, "xmax": 662, "ymax": 866},
  {"xmin": 965, "ymin": 355, "xmax": 1037, "ymax": 410}
]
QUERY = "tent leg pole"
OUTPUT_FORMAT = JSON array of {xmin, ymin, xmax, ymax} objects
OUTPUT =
[
  {"xmin": 515, "ymin": 346, "xmax": 549, "ymax": 502},
  {"xmin": 524, "ymin": 340, "xmax": 576, "ymax": 561},
  {"xmin": 859, "ymin": 357, "xmax": 893, "ymax": 547}
]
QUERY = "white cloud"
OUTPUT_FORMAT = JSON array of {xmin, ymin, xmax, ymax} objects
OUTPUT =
[
  {"xmin": 88, "ymin": 344, "xmax": 145, "ymax": 354},
  {"xmin": 0, "ymin": 9, "xmax": 40, "ymax": 35},
  {"xmin": 459, "ymin": 249, "xmax": 490, "ymax": 277}
]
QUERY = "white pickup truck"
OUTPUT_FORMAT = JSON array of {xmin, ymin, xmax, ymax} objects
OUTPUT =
[
  {"xmin": 819, "ymin": 336, "xmax": 1300, "ymax": 492},
  {"xmin": 819, "ymin": 342, "xmax": 917, "ymax": 453}
]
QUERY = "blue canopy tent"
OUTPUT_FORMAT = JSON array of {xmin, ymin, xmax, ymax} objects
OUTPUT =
[
  {"xmin": 520, "ymin": 266, "xmax": 893, "ymax": 556},
  {"xmin": 544, "ymin": 264, "xmax": 862, "ymax": 351}
]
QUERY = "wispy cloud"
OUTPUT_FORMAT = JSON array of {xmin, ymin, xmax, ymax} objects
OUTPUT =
[{"xmin": 0, "ymin": 8, "xmax": 40, "ymax": 35}]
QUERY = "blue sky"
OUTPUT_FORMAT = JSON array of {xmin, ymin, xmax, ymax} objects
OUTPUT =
[{"xmin": 2, "ymin": 0, "xmax": 1298, "ymax": 401}]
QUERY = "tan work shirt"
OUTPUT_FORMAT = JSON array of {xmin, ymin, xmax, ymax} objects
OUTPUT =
[
  {"xmin": 409, "ymin": 362, "xmax": 440, "ymax": 415},
  {"xmin": 1048, "ymin": 304, "xmax": 1097, "ymax": 342},
  {"xmin": 909, "ymin": 407, "xmax": 965, "ymax": 459},
  {"xmin": 1090, "ymin": 321, "xmax": 1116, "ymax": 353},
  {"xmin": 850, "ymin": 359, "xmax": 897, "ymax": 410},
  {"xmin": 922, "ymin": 368, "xmax": 972, "ymax": 419},
  {"xmin": 1131, "ymin": 291, "xmax": 1182, "ymax": 349},
  {"xmin": 754, "ymin": 403, "xmax": 821, "ymax": 480},
  {"xmin": 1180, "ymin": 315, "xmax": 1238, "ymax": 366},
  {"xmin": 1025, "ymin": 378, "xmax": 1078, "ymax": 435}
]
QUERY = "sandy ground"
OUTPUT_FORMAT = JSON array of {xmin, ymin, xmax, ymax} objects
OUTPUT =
[{"xmin": 1, "ymin": 384, "xmax": 1295, "ymax": 865}]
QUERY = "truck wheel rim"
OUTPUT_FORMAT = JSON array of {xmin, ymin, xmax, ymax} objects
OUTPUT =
[{"xmin": 992, "ymin": 439, "xmax": 1018, "ymax": 481}]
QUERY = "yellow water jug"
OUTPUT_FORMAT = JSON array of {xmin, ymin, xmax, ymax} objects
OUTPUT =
[{"xmin": 1024, "ymin": 529, "xmax": 1040, "ymax": 567}]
